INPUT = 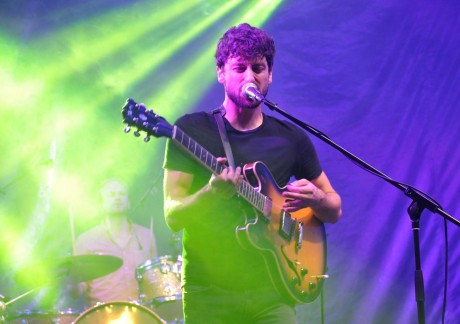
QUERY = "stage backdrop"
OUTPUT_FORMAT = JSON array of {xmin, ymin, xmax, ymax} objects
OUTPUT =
[{"xmin": 1, "ymin": 0, "xmax": 459, "ymax": 323}]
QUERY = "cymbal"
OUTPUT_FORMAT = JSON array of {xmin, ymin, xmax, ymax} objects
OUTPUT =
[{"xmin": 14, "ymin": 254, "xmax": 123, "ymax": 287}]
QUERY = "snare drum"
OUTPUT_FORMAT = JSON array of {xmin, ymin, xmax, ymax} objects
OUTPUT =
[
  {"xmin": 6, "ymin": 308, "xmax": 79, "ymax": 323},
  {"xmin": 136, "ymin": 255, "xmax": 182, "ymax": 322},
  {"xmin": 73, "ymin": 301, "xmax": 163, "ymax": 323}
]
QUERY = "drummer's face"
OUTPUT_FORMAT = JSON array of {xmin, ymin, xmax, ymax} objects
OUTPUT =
[{"xmin": 100, "ymin": 180, "xmax": 130, "ymax": 214}]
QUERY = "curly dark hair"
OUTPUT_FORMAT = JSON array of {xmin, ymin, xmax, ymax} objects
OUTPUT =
[{"xmin": 215, "ymin": 23, "xmax": 275, "ymax": 71}]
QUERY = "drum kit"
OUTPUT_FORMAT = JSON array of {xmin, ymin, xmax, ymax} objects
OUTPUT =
[{"xmin": 0, "ymin": 254, "xmax": 183, "ymax": 323}]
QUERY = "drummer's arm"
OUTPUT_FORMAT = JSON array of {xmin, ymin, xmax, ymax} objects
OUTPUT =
[{"xmin": 62, "ymin": 272, "xmax": 88, "ymax": 300}]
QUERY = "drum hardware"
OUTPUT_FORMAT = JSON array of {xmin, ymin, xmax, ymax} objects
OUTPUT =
[
  {"xmin": 5, "ymin": 254, "xmax": 123, "ymax": 323},
  {"xmin": 0, "ymin": 294, "xmax": 5, "ymax": 323},
  {"xmin": 1, "ymin": 288, "xmax": 82, "ymax": 324},
  {"xmin": 1, "ymin": 289, "xmax": 35, "ymax": 323},
  {"xmin": 2, "ymin": 290, "xmax": 35, "ymax": 307},
  {"xmin": 5, "ymin": 308, "xmax": 80, "ymax": 324},
  {"xmin": 136, "ymin": 255, "xmax": 183, "ymax": 323}
]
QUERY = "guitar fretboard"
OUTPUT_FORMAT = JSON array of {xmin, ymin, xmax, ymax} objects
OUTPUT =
[{"xmin": 172, "ymin": 126, "xmax": 271, "ymax": 216}]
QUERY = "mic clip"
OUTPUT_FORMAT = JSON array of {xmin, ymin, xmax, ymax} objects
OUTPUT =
[{"xmin": 243, "ymin": 83, "xmax": 265, "ymax": 102}]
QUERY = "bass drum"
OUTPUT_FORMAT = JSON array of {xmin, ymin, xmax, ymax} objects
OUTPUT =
[
  {"xmin": 136, "ymin": 255, "xmax": 183, "ymax": 323},
  {"xmin": 73, "ymin": 301, "xmax": 164, "ymax": 323}
]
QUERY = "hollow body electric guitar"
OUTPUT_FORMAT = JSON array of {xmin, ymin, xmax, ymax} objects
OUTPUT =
[{"xmin": 122, "ymin": 98, "xmax": 328, "ymax": 304}]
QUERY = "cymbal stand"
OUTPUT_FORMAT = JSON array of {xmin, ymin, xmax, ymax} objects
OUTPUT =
[
  {"xmin": 0, "ymin": 289, "xmax": 35, "ymax": 322},
  {"xmin": 0, "ymin": 294, "xmax": 5, "ymax": 323}
]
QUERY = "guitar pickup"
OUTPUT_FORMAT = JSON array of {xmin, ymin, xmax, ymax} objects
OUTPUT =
[
  {"xmin": 280, "ymin": 210, "xmax": 296, "ymax": 241},
  {"xmin": 296, "ymin": 221, "xmax": 304, "ymax": 250}
]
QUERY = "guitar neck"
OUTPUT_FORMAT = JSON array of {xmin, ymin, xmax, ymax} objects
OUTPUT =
[{"xmin": 172, "ymin": 126, "xmax": 270, "ymax": 216}]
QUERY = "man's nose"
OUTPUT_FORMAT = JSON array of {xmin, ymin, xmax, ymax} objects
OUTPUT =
[{"xmin": 244, "ymin": 68, "xmax": 256, "ymax": 82}]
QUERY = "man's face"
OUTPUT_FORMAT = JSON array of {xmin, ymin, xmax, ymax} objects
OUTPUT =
[
  {"xmin": 217, "ymin": 56, "xmax": 273, "ymax": 109},
  {"xmin": 100, "ymin": 180, "xmax": 130, "ymax": 214}
]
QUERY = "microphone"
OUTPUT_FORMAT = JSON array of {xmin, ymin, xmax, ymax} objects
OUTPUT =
[{"xmin": 242, "ymin": 83, "xmax": 264, "ymax": 102}]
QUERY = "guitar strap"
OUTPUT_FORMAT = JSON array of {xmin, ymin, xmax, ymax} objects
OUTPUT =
[{"xmin": 212, "ymin": 106, "xmax": 236, "ymax": 169}]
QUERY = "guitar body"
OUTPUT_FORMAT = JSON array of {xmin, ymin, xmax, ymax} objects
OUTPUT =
[
  {"xmin": 121, "ymin": 98, "xmax": 327, "ymax": 304},
  {"xmin": 236, "ymin": 161, "xmax": 327, "ymax": 304}
]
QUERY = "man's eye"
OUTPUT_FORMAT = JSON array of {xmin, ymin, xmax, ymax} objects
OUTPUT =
[{"xmin": 253, "ymin": 66, "xmax": 264, "ymax": 73}]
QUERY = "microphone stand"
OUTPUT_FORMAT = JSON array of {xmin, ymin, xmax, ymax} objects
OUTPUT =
[{"xmin": 260, "ymin": 97, "xmax": 459, "ymax": 324}]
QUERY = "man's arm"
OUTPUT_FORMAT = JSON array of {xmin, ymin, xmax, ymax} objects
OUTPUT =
[
  {"xmin": 163, "ymin": 161, "xmax": 242, "ymax": 232},
  {"xmin": 282, "ymin": 171, "xmax": 342, "ymax": 224}
]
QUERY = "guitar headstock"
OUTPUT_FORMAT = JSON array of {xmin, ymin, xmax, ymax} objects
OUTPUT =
[{"xmin": 121, "ymin": 98, "xmax": 173, "ymax": 141}]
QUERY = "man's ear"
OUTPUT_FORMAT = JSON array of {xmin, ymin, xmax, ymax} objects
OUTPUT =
[{"xmin": 217, "ymin": 66, "xmax": 225, "ymax": 84}]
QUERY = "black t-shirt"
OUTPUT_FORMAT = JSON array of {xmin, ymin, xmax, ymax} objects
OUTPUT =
[{"xmin": 163, "ymin": 111, "xmax": 322, "ymax": 292}]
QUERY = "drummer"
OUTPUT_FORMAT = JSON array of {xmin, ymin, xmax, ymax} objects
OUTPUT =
[{"xmin": 73, "ymin": 178, "xmax": 158, "ymax": 306}]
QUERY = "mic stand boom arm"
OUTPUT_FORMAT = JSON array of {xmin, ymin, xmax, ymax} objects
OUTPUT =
[
  {"xmin": 261, "ymin": 97, "xmax": 458, "ymax": 324},
  {"xmin": 261, "ymin": 98, "xmax": 457, "ymax": 225}
]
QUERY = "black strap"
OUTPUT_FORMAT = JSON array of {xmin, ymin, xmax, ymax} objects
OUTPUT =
[{"xmin": 212, "ymin": 107, "xmax": 236, "ymax": 169}]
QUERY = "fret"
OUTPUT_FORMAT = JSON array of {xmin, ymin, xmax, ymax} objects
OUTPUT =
[
  {"xmin": 249, "ymin": 186, "xmax": 255, "ymax": 205},
  {"xmin": 248, "ymin": 184, "xmax": 254, "ymax": 205},
  {"xmin": 175, "ymin": 128, "xmax": 183, "ymax": 143},
  {"xmin": 189, "ymin": 140, "xmax": 195, "ymax": 154},
  {"xmin": 181, "ymin": 130, "xmax": 186, "ymax": 144},
  {"xmin": 240, "ymin": 182, "xmax": 251, "ymax": 204},
  {"xmin": 254, "ymin": 189, "xmax": 260, "ymax": 205},
  {"xmin": 211, "ymin": 158, "xmax": 218, "ymax": 172},
  {"xmin": 236, "ymin": 181, "xmax": 269, "ymax": 218},
  {"xmin": 205, "ymin": 151, "xmax": 210, "ymax": 167},
  {"xmin": 200, "ymin": 149, "xmax": 207, "ymax": 164},
  {"xmin": 186, "ymin": 134, "xmax": 190, "ymax": 150},
  {"xmin": 240, "ymin": 182, "xmax": 246, "ymax": 198},
  {"xmin": 189, "ymin": 137, "xmax": 195, "ymax": 153},
  {"xmin": 195, "ymin": 144, "xmax": 201, "ymax": 159},
  {"xmin": 257, "ymin": 195, "xmax": 263, "ymax": 211}
]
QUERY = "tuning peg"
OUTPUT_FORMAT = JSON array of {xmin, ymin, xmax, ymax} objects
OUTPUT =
[
  {"xmin": 124, "ymin": 125, "xmax": 131, "ymax": 133},
  {"xmin": 134, "ymin": 130, "xmax": 140, "ymax": 137},
  {"xmin": 144, "ymin": 136, "xmax": 150, "ymax": 142}
]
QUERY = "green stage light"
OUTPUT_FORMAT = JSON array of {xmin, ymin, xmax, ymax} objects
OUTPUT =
[
  {"xmin": 0, "ymin": 0, "xmax": 285, "ymax": 277},
  {"xmin": 0, "ymin": 213, "xmax": 27, "ymax": 265},
  {"xmin": 146, "ymin": 0, "xmax": 285, "ymax": 121},
  {"xmin": 243, "ymin": 0, "xmax": 284, "ymax": 22},
  {"xmin": 39, "ymin": 1, "xmax": 248, "ymax": 204},
  {"xmin": 26, "ymin": 0, "xmax": 199, "ymax": 80},
  {"xmin": 87, "ymin": 0, "xmax": 244, "ymax": 104}
]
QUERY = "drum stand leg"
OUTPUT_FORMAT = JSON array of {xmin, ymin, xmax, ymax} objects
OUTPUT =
[
  {"xmin": 320, "ymin": 288, "xmax": 325, "ymax": 324},
  {"xmin": 0, "ymin": 294, "xmax": 5, "ymax": 324}
]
